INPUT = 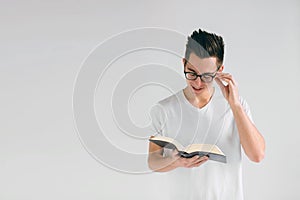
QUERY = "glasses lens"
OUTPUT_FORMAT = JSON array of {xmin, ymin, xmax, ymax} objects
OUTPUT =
[
  {"xmin": 201, "ymin": 75, "xmax": 213, "ymax": 83},
  {"xmin": 185, "ymin": 72, "xmax": 197, "ymax": 80}
]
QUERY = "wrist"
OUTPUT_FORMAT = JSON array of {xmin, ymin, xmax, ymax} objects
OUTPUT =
[
  {"xmin": 230, "ymin": 102, "xmax": 243, "ymax": 114},
  {"xmin": 229, "ymin": 99, "xmax": 242, "ymax": 110},
  {"xmin": 169, "ymin": 156, "xmax": 181, "ymax": 168}
]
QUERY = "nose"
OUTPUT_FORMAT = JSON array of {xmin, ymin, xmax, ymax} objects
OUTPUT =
[{"xmin": 194, "ymin": 76, "xmax": 203, "ymax": 86}]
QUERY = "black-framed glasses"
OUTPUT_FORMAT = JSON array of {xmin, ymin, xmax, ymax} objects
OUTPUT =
[{"xmin": 184, "ymin": 66, "xmax": 220, "ymax": 83}]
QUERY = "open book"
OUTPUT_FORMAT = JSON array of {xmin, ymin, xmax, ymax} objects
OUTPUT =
[{"xmin": 149, "ymin": 135, "xmax": 226, "ymax": 163}]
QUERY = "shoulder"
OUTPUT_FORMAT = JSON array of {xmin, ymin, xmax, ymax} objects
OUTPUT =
[
  {"xmin": 156, "ymin": 90, "xmax": 182, "ymax": 108},
  {"xmin": 238, "ymin": 95, "xmax": 254, "ymax": 122},
  {"xmin": 150, "ymin": 90, "xmax": 182, "ymax": 116}
]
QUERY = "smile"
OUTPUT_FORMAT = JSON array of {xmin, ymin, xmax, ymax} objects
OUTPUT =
[{"xmin": 192, "ymin": 86, "xmax": 204, "ymax": 91}]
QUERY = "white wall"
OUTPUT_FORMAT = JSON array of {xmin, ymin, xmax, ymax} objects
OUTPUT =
[{"xmin": 1, "ymin": 0, "xmax": 299, "ymax": 199}]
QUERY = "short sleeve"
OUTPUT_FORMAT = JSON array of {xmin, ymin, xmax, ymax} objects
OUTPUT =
[
  {"xmin": 148, "ymin": 103, "xmax": 167, "ymax": 137},
  {"xmin": 239, "ymin": 96, "xmax": 254, "ymax": 123}
]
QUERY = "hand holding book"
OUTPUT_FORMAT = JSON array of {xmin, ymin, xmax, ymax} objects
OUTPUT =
[
  {"xmin": 149, "ymin": 135, "xmax": 227, "ymax": 163},
  {"xmin": 170, "ymin": 149, "xmax": 209, "ymax": 168}
]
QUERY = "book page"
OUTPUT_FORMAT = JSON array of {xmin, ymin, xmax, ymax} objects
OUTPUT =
[{"xmin": 184, "ymin": 144, "xmax": 224, "ymax": 155}]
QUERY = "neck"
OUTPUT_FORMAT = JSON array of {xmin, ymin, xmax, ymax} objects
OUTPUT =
[{"xmin": 183, "ymin": 87, "xmax": 214, "ymax": 108}]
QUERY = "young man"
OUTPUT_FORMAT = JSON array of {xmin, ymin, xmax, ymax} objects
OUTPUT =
[{"xmin": 147, "ymin": 29, "xmax": 265, "ymax": 199}]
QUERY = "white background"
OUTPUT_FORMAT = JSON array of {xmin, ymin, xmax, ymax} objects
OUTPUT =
[{"xmin": 1, "ymin": 0, "xmax": 300, "ymax": 199}]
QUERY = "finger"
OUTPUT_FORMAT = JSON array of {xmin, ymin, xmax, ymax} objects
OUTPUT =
[
  {"xmin": 200, "ymin": 156, "xmax": 209, "ymax": 160},
  {"xmin": 188, "ymin": 155, "xmax": 201, "ymax": 163},
  {"xmin": 183, "ymin": 156, "xmax": 199, "ymax": 167},
  {"xmin": 215, "ymin": 77, "xmax": 229, "ymax": 96},
  {"xmin": 197, "ymin": 156, "xmax": 209, "ymax": 162},
  {"xmin": 220, "ymin": 78, "xmax": 238, "ymax": 92},
  {"xmin": 216, "ymin": 72, "xmax": 232, "ymax": 79},
  {"xmin": 188, "ymin": 156, "xmax": 208, "ymax": 166},
  {"xmin": 188, "ymin": 157, "xmax": 209, "ymax": 168},
  {"xmin": 217, "ymin": 77, "xmax": 234, "ymax": 87},
  {"xmin": 216, "ymin": 74, "xmax": 231, "ymax": 86},
  {"xmin": 217, "ymin": 74, "xmax": 236, "ymax": 85},
  {"xmin": 216, "ymin": 72, "xmax": 231, "ymax": 78},
  {"xmin": 215, "ymin": 77, "xmax": 225, "ymax": 89},
  {"xmin": 195, "ymin": 159, "xmax": 208, "ymax": 167},
  {"xmin": 218, "ymin": 78, "xmax": 236, "ymax": 96}
]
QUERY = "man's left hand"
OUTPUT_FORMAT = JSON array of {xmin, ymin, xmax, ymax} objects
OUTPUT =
[{"xmin": 215, "ymin": 72, "xmax": 241, "ymax": 107}]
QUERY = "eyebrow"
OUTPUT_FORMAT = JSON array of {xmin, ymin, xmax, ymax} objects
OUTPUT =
[
  {"xmin": 187, "ymin": 67, "xmax": 215, "ymax": 75},
  {"xmin": 187, "ymin": 67, "xmax": 197, "ymax": 72}
]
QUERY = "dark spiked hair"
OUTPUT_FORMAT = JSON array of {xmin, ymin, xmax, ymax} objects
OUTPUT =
[{"xmin": 184, "ymin": 29, "xmax": 225, "ymax": 66}]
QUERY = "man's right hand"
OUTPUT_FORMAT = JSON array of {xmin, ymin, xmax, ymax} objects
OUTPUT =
[
  {"xmin": 170, "ymin": 150, "xmax": 209, "ymax": 168},
  {"xmin": 148, "ymin": 141, "xmax": 208, "ymax": 172}
]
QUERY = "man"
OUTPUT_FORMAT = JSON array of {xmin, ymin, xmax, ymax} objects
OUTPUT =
[{"xmin": 147, "ymin": 29, "xmax": 265, "ymax": 199}]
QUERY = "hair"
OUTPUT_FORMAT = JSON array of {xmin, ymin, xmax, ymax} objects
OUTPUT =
[{"xmin": 184, "ymin": 29, "xmax": 225, "ymax": 66}]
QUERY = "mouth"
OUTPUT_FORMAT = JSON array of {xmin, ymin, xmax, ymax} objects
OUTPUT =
[{"xmin": 192, "ymin": 86, "xmax": 204, "ymax": 92}]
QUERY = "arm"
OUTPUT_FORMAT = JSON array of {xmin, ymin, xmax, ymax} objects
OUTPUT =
[
  {"xmin": 147, "ymin": 142, "xmax": 178, "ymax": 172},
  {"xmin": 231, "ymin": 103, "xmax": 265, "ymax": 162},
  {"xmin": 215, "ymin": 72, "xmax": 265, "ymax": 163},
  {"xmin": 147, "ymin": 139, "xmax": 208, "ymax": 172}
]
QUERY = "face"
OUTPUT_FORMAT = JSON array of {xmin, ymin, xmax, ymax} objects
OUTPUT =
[{"xmin": 183, "ymin": 52, "xmax": 223, "ymax": 96}]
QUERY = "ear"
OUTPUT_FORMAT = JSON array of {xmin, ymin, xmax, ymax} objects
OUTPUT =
[
  {"xmin": 218, "ymin": 65, "xmax": 224, "ymax": 72},
  {"xmin": 182, "ymin": 58, "xmax": 186, "ymax": 66}
]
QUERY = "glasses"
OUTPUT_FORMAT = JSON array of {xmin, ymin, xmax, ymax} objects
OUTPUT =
[{"xmin": 184, "ymin": 66, "xmax": 220, "ymax": 83}]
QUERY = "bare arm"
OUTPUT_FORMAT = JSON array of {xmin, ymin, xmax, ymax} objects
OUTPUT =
[
  {"xmin": 147, "ymin": 142, "xmax": 177, "ymax": 172},
  {"xmin": 215, "ymin": 72, "xmax": 265, "ymax": 162},
  {"xmin": 231, "ymin": 104, "xmax": 265, "ymax": 162}
]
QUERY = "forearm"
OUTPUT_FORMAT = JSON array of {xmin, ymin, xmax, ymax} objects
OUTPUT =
[
  {"xmin": 148, "ymin": 153, "xmax": 178, "ymax": 172},
  {"xmin": 231, "ymin": 103, "xmax": 265, "ymax": 162}
]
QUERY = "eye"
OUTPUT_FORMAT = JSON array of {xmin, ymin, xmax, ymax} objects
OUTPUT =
[
  {"xmin": 185, "ymin": 72, "xmax": 197, "ymax": 80},
  {"xmin": 202, "ymin": 74, "xmax": 213, "ymax": 79},
  {"xmin": 188, "ymin": 72, "xmax": 196, "ymax": 76},
  {"xmin": 201, "ymin": 74, "xmax": 214, "ymax": 82}
]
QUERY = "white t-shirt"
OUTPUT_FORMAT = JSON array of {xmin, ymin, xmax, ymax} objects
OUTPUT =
[{"xmin": 149, "ymin": 86, "xmax": 253, "ymax": 200}]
